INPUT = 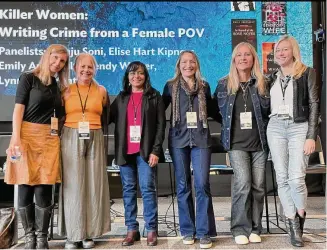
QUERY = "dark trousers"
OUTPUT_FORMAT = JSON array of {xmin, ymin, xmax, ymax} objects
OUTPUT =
[
  {"xmin": 18, "ymin": 184, "xmax": 53, "ymax": 208},
  {"xmin": 228, "ymin": 150, "xmax": 267, "ymax": 237}
]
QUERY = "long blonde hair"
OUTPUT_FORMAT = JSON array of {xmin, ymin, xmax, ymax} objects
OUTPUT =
[
  {"xmin": 274, "ymin": 35, "xmax": 307, "ymax": 79},
  {"xmin": 227, "ymin": 42, "xmax": 265, "ymax": 95},
  {"xmin": 32, "ymin": 44, "xmax": 69, "ymax": 90},
  {"xmin": 167, "ymin": 50, "xmax": 205, "ymax": 85}
]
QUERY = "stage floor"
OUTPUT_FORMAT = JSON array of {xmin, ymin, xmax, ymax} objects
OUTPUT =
[{"xmin": 11, "ymin": 196, "xmax": 326, "ymax": 249}]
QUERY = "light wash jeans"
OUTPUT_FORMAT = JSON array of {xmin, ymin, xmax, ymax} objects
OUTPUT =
[
  {"xmin": 228, "ymin": 150, "xmax": 267, "ymax": 237},
  {"xmin": 267, "ymin": 117, "xmax": 309, "ymax": 219}
]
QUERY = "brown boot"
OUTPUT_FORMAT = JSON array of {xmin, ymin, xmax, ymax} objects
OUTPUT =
[
  {"xmin": 147, "ymin": 231, "xmax": 158, "ymax": 246},
  {"xmin": 121, "ymin": 231, "xmax": 140, "ymax": 246}
]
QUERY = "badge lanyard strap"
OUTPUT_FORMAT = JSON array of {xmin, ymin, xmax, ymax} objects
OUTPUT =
[
  {"xmin": 280, "ymin": 76, "xmax": 291, "ymax": 104},
  {"xmin": 48, "ymin": 87, "xmax": 58, "ymax": 118},
  {"xmin": 240, "ymin": 82, "xmax": 250, "ymax": 112},
  {"xmin": 189, "ymin": 95, "xmax": 196, "ymax": 112},
  {"xmin": 131, "ymin": 94, "xmax": 142, "ymax": 125},
  {"xmin": 76, "ymin": 82, "xmax": 92, "ymax": 121}
]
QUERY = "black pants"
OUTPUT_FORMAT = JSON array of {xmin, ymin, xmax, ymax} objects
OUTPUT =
[{"xmin": 18, "ymin": 184, "xmax": 53, "ymax": 208}]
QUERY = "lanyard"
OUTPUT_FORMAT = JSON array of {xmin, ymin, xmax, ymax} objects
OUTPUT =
[
  {"xmin": 131, "ymin": 93, "xmax": 142, "ymax": 124},
  {"xmin": 240, "ymin": 81, "xmax": 250, "ymax": 112},
  {"xmin": 189, "ymin": 95, "xmax": 196, "ymax": 112},
  {"xmin": 48, "ymin": 87, "xmax": 58, "ymax": 118},
  {"xmin": 280, "ymin": 75, "xmax": 291, "ymax": 101},
  {"xmin": 76, "ymin": 82, "xmax": 92, "ymax": 120}
]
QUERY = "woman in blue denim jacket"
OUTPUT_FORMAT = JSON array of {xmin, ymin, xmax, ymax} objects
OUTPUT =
[
  {"xmin": 162, "ymin": 50, "xmax": 220, "ymax": 249},
  {"xmin": 214, "ymin": 42, "xmax": 270, "ymax": 245}
]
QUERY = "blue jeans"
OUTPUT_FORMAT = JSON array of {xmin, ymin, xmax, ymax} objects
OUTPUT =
[
  {"xmin": 267, "ymin": 117, "xmax": 309, "ymax": 219},
  {"xmin": 228, "ymin": 150, "xmax": 267, "ymax": 237},
  {"xmin": 170, "ymin": 146, "xmax": 217, "ymax": 238},
  {"xmin": 119, "ymin": 154, "xmax": 157, "ymax": 232}
]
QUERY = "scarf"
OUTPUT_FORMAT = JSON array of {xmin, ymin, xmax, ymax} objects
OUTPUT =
[{"xmin": 171, "ymin": 77, "xmax": 207, "ymax": 128}]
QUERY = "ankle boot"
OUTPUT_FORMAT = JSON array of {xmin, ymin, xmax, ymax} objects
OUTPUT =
[
  {"xmin": 286, "ymin": 216, "xmax": 304, "ymax": 247},
  {"xmin": 18, "ymin": 203, "xmax": 36, "ymax": 249},
  {"xmin": 298, "ymin": 212, "xmax": 306, "ymax": 237},
  {"xmin": 35, "ymin": 204, "xmax": 54, "ymax": 249}
]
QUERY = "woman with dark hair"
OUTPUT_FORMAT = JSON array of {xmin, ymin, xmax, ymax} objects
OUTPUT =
[
  {"xmin": 5, "ymin": 44, "xmax": 69, "ymax": 249},
  {"xmin": 110, "ymin": 61, "xmax": 166, "ymax": 247},
  {"xmin": 162, "ymin": 51, "xmax": 220, "ymax": 249}
]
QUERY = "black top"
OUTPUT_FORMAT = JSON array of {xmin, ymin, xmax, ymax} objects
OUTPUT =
[
  {"xmin": 230, "ymin": 87, "xmax": 261, "ymax": 151},
  {"xmin": 15, "ymin": 72, "xmax": 63, "ymax": 124},
  {"xmin": 109, "ymin": 87, "xmax": 166, "ymax": 166}
]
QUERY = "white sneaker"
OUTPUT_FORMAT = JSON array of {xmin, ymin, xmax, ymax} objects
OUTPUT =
[
  {"xmin": 235, "ymin": 235, "xmax": 249, "ymax": 245},
  {"xmin": 249, "ymin": 233, "xmax": 261, "ymax": 243}
]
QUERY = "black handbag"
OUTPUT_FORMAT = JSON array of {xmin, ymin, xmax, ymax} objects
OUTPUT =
[{"xmin": 0, "ymin": 207, "xmax": 15, "ymax": 249}]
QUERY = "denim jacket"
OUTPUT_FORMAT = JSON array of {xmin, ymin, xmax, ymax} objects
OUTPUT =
[{"xmin": 214, "ymin": 77, "xmax": 270, "ymax": 152}]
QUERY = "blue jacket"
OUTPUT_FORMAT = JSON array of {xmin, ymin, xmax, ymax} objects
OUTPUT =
[{"xmin": 214, "ymin": 77, "xmax": 270, "ymax": 152}]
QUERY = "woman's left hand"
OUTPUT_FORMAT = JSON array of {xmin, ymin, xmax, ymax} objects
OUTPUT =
[
  {"xmin": 148, "ymin": 154, "xmax": 159, "ymax": 167},
  {"xmin": 303, "ymin": 139, "xmax": 316, "ymax": 155}
]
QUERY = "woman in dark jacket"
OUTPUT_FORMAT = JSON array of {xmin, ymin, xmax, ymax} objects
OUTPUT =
[
  {"xmin": 162, "ymin": 50, "xmax": 220, "ymax": 249},
  {"xmin": 110, "ymin": 61, "xmax": 166, "ymax": 247},
  {"xmin": 215, "ymin": 42, "xmax": 270, "ymax": 245},
  {"xmin": 266, "ymin": 35, "xmax": 320, "ymax": 247}
]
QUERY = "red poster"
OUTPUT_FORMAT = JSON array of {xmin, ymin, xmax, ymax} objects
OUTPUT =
[{"xmin": 262, "ymin": 42, "xmax": 279, "ymax": 74}]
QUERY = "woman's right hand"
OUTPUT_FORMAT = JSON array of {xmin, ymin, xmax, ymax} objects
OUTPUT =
[{"xmin": 6, "ymin": 137, "xmax": 22, "ymax": 158}]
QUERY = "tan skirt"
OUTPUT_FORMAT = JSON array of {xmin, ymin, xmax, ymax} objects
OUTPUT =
[{"xmin": 4, "ymin": 121, "xmax": 61, "ymax": 185}]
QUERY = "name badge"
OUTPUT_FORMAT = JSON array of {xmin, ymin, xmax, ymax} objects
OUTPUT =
[
  {"xmin": 130, "ymin": 126, "xmax": 141, "ymax": 143},
  {"xmin": 240, "ymin": 112, "xmax": 252, "ymax": 129},
  {"xmin": 50, "ymin": 117, "xmax": 58, "ymax": 136},
  {"xmin": 186, "ymin": 112, "xmax": 197, "ymax": 128},
  {"xmin": 78, "ymin": 121, "xmax": 90, "ymax": 139},
  {"xmin": 277, "ymin": 105, "xmax": 290, "ymax": 119}
]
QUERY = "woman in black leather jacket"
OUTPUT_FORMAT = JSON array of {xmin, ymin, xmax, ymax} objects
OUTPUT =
[{"xmin": 266, "ymin": 35, "xmax": 320, "ymax": 247}]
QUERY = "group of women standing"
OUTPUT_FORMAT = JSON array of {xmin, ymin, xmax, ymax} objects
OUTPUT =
[{"xmin": 4, "ymin": 34, "xmax": 320, "ymax": 249}]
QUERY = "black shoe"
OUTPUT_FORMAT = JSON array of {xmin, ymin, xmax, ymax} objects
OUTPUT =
[
  {"xmin": 286, "ymin": 216, "xmax": 304, "ymax": 247},
  {"xmin": 35, "ymin": 204, "xmax": 54, "ymax": 249},
  {"xmin": 298, "ymin": 212, "xmax": 306, "ymax": 237},
  {"xmin": 18, "ymin": 203, "xmax": 36, "ymax": 249},
  {"xmin": 200, "ymin": 236, "xmax": 212, "ymax": 249}
]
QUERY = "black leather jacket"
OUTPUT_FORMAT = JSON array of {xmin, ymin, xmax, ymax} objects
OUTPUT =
[
  {"xmin": 109, "ymin": 87, "xmax": 166, "ymax": 166},
  {"xmin": 267, "ymin": 67, "xmax": 320, "ymax": 140}
]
